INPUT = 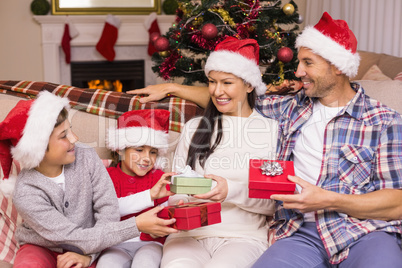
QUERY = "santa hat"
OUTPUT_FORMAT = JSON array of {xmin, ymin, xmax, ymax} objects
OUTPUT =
[
  {"xmin": 204, "ymin": 37, "xmax": 267, "ymax": 96},
  {"xmin": 107, "ymin": 109, "xmax": 170, "ymax": 169},
  {"xmin": 295, "ymin": 12, "xmax": 360, "ymax": 78},
  {"xmin": 0, "ymin": 91, "xmax": 70, "ymax": 196}
]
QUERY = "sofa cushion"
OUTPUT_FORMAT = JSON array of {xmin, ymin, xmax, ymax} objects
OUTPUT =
[
  {"xmin": 394, "ymin": 72, "xmax": 402, "ymax": 81},
  {"xmin": 356, "ymin": 80, "xmax": 402, "ymax": 114},
  {"xmin": 378, "ymin": 54, "xmax": 402, "ymax": 80},
  {"xmin": 353, "ymin": 51, "xmax": 382, "ymax": 80},
  {"xmin": 361, "ymin": 64, "xmax": 392, "ymax": 81}
]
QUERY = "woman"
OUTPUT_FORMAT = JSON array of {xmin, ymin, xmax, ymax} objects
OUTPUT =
[{"xmin": 161, "ymin": 37, "xmax": 278, "ymax": 268}]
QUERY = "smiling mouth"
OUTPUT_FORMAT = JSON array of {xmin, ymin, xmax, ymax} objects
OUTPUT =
[{"xmin": 216, "ymin": 98, "xmax": 231, "ymax": 104}]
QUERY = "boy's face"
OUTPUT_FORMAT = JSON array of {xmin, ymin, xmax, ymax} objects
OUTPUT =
[
  {"xmin": 40, "ymin": 120, "xmax": 78, "ymax": 174},
  {"xmin": 120, "ymin": 145, "xmax": 158, "ymax": 177}
]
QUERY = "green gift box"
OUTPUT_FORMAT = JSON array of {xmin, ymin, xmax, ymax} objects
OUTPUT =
[{"xmin": 170, "ymin": 176, "xmax": 212, "ymax": 194}]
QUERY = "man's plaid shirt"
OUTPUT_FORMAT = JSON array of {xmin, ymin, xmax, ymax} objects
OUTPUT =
[{"xmin": 256, "ymin": 83, "xmax": 402, "ymax": 264}]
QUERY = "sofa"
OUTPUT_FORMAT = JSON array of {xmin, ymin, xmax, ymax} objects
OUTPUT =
[{"xmin": 0, "ymin": 50, "xmax": 401, "ymax": 266}]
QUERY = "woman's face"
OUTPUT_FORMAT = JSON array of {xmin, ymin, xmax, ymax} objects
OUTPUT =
[{"xmin": 208, "ymin": 71, "xmax": 253, "ymax": 117}]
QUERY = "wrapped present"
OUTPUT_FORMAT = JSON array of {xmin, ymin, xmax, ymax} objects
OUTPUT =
[
  {"xmin": 248, "ymin": 159, "xmax": 296, "ymax": 199},
  {"xmin": 170, "ymin": 176, "xmax": 212, "ymax": 194},
  {"xmin": 158, "ymin": 202, "xmax": 221, "ymax": 230},
  {"xmin": 171, "ymin": 165, "xmax": 212, "ymax": 194}
]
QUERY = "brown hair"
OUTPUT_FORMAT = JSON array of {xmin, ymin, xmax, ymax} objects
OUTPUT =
[
  {"xmin": 55, "ymin": 108, "xmax": 69, "ymax": 128},
  {"xmin": 186, "ymin": 87, "xmax": 256, "ymax": 169}
]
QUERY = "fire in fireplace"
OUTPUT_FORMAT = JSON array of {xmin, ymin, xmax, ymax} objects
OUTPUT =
[{"xmin": 70, "ymin": 60, "xmax": 145, "ymax": 92}]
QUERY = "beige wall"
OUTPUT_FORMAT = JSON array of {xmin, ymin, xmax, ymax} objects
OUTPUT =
[
  {"xmin": 0, "ymin": 0, "xmax": 43, "ymax": 81},
  {"xmin": 0, "ymin": 0, "xmax": 306, "ymax": 83}
]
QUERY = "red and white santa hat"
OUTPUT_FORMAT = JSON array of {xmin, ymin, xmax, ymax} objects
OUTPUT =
[
  {"xmin": 296, "ymin": 12, "xmax": 360, "ymax": 78},
  {"xmin": 106, "ymin": 109, "xmax": 170, "ymax": 168},
  {"xmin": 0, "ymin": 91, "xmax": 70, "ymax": 196},
  {"xmin": 204, "ymin": 36, "xmax": 267, "ymax": 96}
]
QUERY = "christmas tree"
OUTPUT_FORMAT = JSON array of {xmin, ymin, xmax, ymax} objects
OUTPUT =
[{"xmin": 151, "ymin": 0, "xmax": 302, "ymax": 87}]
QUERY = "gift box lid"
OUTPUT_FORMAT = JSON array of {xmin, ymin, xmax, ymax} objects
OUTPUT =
[
  {"xmin": 172, "ymin": 176, "xmax": 212, "ymax": 187},
  {"xmin": 249, "ymin": 159, "xmax": 295, "ymax": 191},
  {"xmin": 159, "ymin": 202, "xmax": 221, "ymax": 218}
]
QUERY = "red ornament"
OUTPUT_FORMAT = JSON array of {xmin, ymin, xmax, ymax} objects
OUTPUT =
[
  {"xmin": 150, "ymin": 32, "xmax": 161, "ymax": 43},
  {"xmin": 201, "ymin": 23, "xmax": 218, "ymax": 40},
  {"xmin": 277, "ymin": 47, "xmax": 294, "ymax": 63},
  {"xmin": 154, "ymin": 37, "xmax": 170, "ymax": 51}
]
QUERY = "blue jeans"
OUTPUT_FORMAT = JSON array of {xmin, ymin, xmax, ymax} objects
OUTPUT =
[{"xmin": 252, "ymin": 222, "xmax": 402, "ymax": 268}]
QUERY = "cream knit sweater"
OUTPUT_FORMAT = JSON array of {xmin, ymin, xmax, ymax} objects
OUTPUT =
[{"xmin": 169, "ymin": 109, "xmax": 278, "ymax": 244}]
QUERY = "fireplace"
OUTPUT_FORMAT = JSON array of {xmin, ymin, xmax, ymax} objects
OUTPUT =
[
  {"xmin": 33, "ymin": 15, "xmax": 175, "ymax": 86},
  {"xmin": 71, "ymin": 60, "xmax": 145, "ymax": 92}
]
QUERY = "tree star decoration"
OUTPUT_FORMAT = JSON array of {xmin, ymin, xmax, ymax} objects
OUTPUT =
[{"xmin": 260, "ymin": 161, "xmax": 283, "ymax": 176}]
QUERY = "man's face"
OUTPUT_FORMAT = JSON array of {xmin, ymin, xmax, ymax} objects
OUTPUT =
[{"xmin": 295, "ymin": 47, "xmax": 338, "ymax": 99}]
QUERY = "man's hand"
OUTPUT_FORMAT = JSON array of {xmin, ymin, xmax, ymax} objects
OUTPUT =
[
  {"xmin": 150, "ymin": 172, "xmax": 176, "ymax": 201},
  {"xmin": 270, "ymin": 175, "xmax": 335, "ymax": 213},
  {"xmin": 136, "ymin": 206, "xmax": 179, "ymax": 237},
  {"xmin": 193, "ymin": 174, "xmax": 228, "ymax": 203},
  {"xmin": 57, "ymin": 251, "xmax": 91, "ymax": 268}
]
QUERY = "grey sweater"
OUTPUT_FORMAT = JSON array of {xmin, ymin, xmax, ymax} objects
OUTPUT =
[{"xmin": 13, "ymin": 144, "xmax": 140, "ymax": 262}]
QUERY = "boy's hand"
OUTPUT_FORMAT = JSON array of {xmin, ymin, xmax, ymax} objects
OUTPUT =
[
  {"xmin": 57, "ymin": 251, "xmax": 91, "ymax": 268},
  {"xmin": 136, "ymin": 206, "xmax": 178, "ymax": 237},
  {"xmin": 150, "ymin": 172, "xmax": 176, "ymax": 201}
]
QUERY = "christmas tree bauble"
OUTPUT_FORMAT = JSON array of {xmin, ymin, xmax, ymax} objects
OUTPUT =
[
  {"xmin": 154, "ymin": 37, "xmax": 170, "ymax": 51},
  {"xmin": 201, "ymin": 23, "xmax": 218, "ymax": 40},
  {"xmin": 159, "ymin": 51, "xmax": 171, "ymax": 57},
  {"xmin": 150, "ymin": 32, "xmax": 161, "ymax": 43},
  {"xmin": 282, "ymin": 3, "xmax": 295, "ymax": 16},
  {"xmin": 31, "ymin": 0, "xmax": 50, "ymax": 15},
  {"xmin": 277, "ymin": 47, "xmax": 294, "ymax": 63},
  {"xmin": 297, "ymin": 14, "xmax": 304, "ymax": 24}
]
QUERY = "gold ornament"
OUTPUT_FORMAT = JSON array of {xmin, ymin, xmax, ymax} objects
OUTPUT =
[
  {"xmin": 159, "ymin": 51, "xmax": 171, "ymax": 57},
  {"xmin": 282, "ymin": 3, "xmax": 295, "ymax": 16}
]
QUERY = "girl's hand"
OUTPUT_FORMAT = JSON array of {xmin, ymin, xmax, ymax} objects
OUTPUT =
[
  {"xmin": 193, "ymin": 174, "xmax": 228, "ymax": 203},
  {"xmin": 57, "ymin": 251, "xmax": 91, "ymax": 268},
  {"xmin": 150, "ymin": 172, "xmax": 176, "ymax": 201}
]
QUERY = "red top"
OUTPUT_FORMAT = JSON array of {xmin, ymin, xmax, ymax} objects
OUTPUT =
[{"xmin": 107, "ymin": 163, "xmax": 168, "ymax": 244}]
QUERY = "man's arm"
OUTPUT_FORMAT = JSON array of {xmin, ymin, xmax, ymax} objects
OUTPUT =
[
  {"xmin": 126, "ymin": 83, "xmax": 210, "ymax": 108},
  {"xmin": 271, "ymin": 175, "xmax": 402, "ymax": 221}
]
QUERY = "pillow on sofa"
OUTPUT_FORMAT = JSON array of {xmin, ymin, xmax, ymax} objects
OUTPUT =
[
  {"xmin": 394, "ymin": 72, "xmax": 402, "ymax": 81},
  {"xmin": 356, "ymin": 80, "xmax": 402, "ymax": 114},
  {"xmin": 361, "ymin": 64, "xmax": 392, "ymax": 81}
]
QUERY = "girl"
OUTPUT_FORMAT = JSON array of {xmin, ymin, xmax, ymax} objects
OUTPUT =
[
  {"xmin": 97, "ymin": 109, "xmax": 175, "ymax": 268},
  {"xmin": 162, "ymin": 37, "xmax": 279, "ymax": 268}
]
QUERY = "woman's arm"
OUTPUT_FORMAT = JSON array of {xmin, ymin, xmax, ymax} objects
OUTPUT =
[{"xmin": 126, "ymin": 83, "xmax": 210, "ymax": 108}]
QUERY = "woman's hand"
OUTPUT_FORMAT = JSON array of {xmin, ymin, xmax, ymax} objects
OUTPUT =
[
  {"xmin": 193, "ymin": 174, "xmax": 228, "ymax": 203},
  {"xmin": 150, "ymin": 172, "xmax": 176, "ymax": 201},
  {"xmin": 135, "ymin": 206, "xmax": 178, "ymax": 237},
  {"xmin": 126, "ymin": 84, "xmax": 176, "ymax": 103},
  {"xmin": 57, "ymin": 251, "xmax": 91, "ymax": 268}
]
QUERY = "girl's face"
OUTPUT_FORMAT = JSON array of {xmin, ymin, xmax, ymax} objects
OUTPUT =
[
  {"xmin": 120, "ymin": 145, "xmax": 158, "ymax": 177},
  {"xmin": 39, "ymin": 119, "xmax": 78, "ymax": 176},
  {"xmin": 208, "ymin": 71, "xmax": 254, "ymax": 117}
]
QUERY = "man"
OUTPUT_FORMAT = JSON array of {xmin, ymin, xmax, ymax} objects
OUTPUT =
[
  {"xmin": 251, "ymin": 12, "xmax": 402, "ymax": 267},
  {"xmin": 129, "ymin": 12, "xmax": 402, "ymax": 267}
]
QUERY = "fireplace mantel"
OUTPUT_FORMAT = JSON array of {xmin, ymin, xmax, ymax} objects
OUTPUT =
[{"xmin": 34, "ymin": 15, "xmax": 175, "ymax": 84}]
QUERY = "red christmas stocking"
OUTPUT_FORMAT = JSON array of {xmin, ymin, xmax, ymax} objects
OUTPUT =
[
  {"xmin": 61, "ymin": 19, "xmax": 79, "ymax": 64},
  {"xmin": 96, "ymin": 14, "xmax": 121, "ymax": 61},
  {"xmin": 144, "ymin": 12, "xmax": 161, "ymax": 56}
]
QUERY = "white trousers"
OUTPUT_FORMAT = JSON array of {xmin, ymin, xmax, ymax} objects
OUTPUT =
[
  {"xmin": 161, "ymin": 237, "xmax": 267, "ymax": 268},
  {"xmin": 96, "ymin": 241, "xmax": 162, "ymax": 268}
]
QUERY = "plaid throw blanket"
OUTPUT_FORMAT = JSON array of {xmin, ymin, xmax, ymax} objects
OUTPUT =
[{"xmin": 0, "ymin": 80, "xmax": 204, "ymax": 133}]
